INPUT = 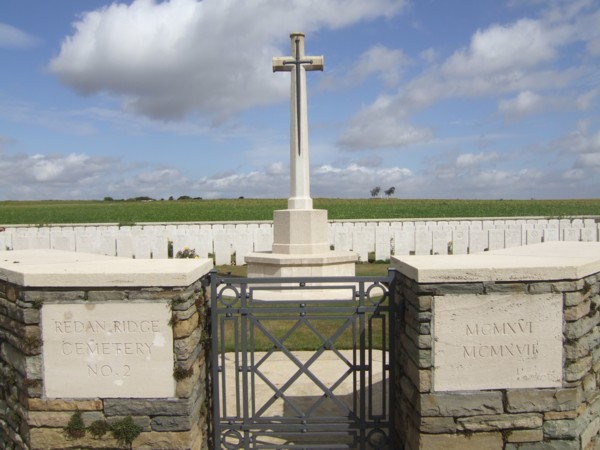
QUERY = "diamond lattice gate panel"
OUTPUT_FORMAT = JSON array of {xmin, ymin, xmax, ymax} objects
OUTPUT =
[{"xmin": 210, "ymin": 272, "xmax": 396, "ymax": 449}]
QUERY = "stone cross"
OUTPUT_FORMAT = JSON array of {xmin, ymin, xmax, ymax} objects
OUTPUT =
[{"xmin": 273, "ymin": 32, "xmax": 323, "ymax": 210}]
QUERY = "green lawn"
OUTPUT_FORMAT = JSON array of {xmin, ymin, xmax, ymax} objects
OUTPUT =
[
  {"xmin": 1, "ymin": 198, "xmax": 599, "ymax": 225},
  {"xmin": 214, "ymin": 262, "xmax": 391, "ymax": 352}
]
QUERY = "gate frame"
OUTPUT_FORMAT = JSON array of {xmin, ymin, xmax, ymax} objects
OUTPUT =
[{"xmin": 209, "ymin": 270, "xmax": 397, "ymax": 449}]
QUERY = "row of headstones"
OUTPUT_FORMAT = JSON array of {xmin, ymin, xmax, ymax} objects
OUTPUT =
[{"xmin": 0, "ymin": 218, "xmax": 598, "ymax": 264}]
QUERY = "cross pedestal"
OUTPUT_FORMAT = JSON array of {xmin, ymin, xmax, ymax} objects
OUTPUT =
[{"xmin": 245, "ymin": 33, "xmax": 357, "ymax": 296}]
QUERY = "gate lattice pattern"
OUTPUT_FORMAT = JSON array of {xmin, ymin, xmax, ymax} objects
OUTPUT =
[{"xmin": 210, "ymin": 272, "xmax": 396, "ymax": 449}]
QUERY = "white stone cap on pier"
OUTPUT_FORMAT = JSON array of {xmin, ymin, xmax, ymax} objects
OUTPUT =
[
  {"xmin": 391, "ymin": 241, "xmax": 600, "ymax": 283},
  {"xmin": 0, "ymin": 249, "xmax": 213, "ymax": 287}
]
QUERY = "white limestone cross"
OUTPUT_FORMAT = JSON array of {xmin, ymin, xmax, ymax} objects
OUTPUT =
[{"xmin": 273, "ymin": 32, "xmax": 323, "ymax": 210}]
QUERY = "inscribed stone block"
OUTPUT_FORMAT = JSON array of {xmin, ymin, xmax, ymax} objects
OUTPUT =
[
  {"xmin": 41, "ymin": 302, "xmax": 174, "ymax": 398},
  {"xmin": 432, "ymin": 293, "xmax": 562, "ymax": 391},
  {"xmin": 253, "ymin": 225, "xmax": 273, "ymax": 252}
]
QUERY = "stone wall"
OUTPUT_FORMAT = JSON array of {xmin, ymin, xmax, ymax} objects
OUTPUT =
[
  {"xmin": 392, "ymin": 242, "xmax": 600, "ymax": 449},
  {"xmin": 1, "ymin": 216, "xmax": 598, "ymax": 265},
  {"xmin": 0, "ymin": 250, "xmax": 212, "ymax": 449}
]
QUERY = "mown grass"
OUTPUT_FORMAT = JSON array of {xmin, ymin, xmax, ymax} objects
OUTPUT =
[
  {"xmin": 1, "ymin": 198, "xmax": 599, "ymax": 224},
  {"xmin": 214, "ymin": 263, "xmax": 391, "ymax": 351}
]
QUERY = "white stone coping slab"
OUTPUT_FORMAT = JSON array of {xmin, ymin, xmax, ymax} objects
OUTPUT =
[
  {"xmin": 391, "ymin": 241, "xmax": 600, "ymax": 283},
  {"xmin": 0, "ymin": 249, "xmax": 213, "ymax": 287},
  {"xmin": 245, "ymin": 250, "xmax": 358, "ymax": 266}
]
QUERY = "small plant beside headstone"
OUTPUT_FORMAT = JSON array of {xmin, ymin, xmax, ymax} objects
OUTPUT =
[{"xmin": 175, "ymin": 247, "xmax": 198, "ymax": 258}]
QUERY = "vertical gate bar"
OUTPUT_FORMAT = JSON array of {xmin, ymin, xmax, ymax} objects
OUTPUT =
[
  {"xmin": 382, "ymin": 314, "xmax": 387, "ymax": 419},
  {"xmin": 250, "ymin": 311, "xmax": 256, "ymax": 417},
  {"xmin": 209, "ymin": 271, "xmax": 221, "ymax": 449},
  {"xmin": 240, "ymin": 281, "xmax": 250, "ymax": 447},
  {"xmin": 219, "ymin": 317, "xmax": 228, "ymax": 418},
  {"xmin": 368, "ymin": 314, "xmax": 373, "ymax": 419},
  {"xmin": 232, "ymin": 316, "xmax": 240, "ymax": 418},
  {"xmin": 359, "ymin": 280, "xmax": 366, "ymax": 450},
  {"xmin": 388, "ymin": 268, "xmax": 397, "ymax": 445}
]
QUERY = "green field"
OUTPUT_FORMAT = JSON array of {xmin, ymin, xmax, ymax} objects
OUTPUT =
[{"xmin": 1, "ymin": 198, "xmax": 599, "ymax": 225}]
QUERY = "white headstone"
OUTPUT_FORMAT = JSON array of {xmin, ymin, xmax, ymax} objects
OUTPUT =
[
  {"xmin": 505, "ymin": 229, "xmax": 522, "ymax": 249},
  {"xmin": 415, "ymin": 228, "xmax": 432, "ymax": 255},
  {"xmin": 468, "ymin": 228, "xmax": 487, "ymax": 253},
  {"xmin": 451, "ymin": 229, "xmax": 468, "ymax": 255},
  {"xmin": 543, "ymin": 228, "xmax": 559, "ymax": 243},
  {"xmin": 393, "ymin": 229, "xmax": 414, "ymax": 256},
  {"xmin": 488, "ymin": 229, "xmax": 505, "ymax": 250},
  {"xmin": 526, "ymin": 229, "xmax": 543, "ymax": 245},
  {"xmin": 375, "ymin": 226, "xmax": 391, "ymax": 261},
  {"xmin": 581, "ymin": 227, "xmax": 597, "ymax": 242}
]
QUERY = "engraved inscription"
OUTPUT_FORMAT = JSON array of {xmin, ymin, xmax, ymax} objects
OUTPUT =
[
  {"xmin": 42, "ymin": 303, "xmax": 175, "ymax": 398},
  {"xmin": 432, "ymin": 293, "xmax": 562, "ymax": 391}
]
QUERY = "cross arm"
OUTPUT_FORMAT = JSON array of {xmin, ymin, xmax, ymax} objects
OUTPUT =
[
  {"xmin": 272, "ymin": 55, "xmax": 325, "ymax": 72},
  {"xmin": 303, "ymin": 56, "xmax": 324, "ymax": 72},
  {"xmin": 272, "ymin": 57, "xmax": 293, "ymax": 72}
]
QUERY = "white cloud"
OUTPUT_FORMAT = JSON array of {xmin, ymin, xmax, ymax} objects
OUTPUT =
[
  {"xmin": 0, "ymin": 152, "xmax": 115, "ymax": 199},
  {"xmin": 442, "ymin": 19, "xmax": 556, "ymax": 77},
  {"xmin": 0, "ymin": 23, "xmax": 38, "ymax": 49},
  {"xmin": 498, "ymin": 90, "xmax": 542, "ymax": 119},
  {"xmin": 338, "ymin": 1, "xmax": 600, "ymax": 150},
  {"xmin": 338, "ymin": 114, "xmax": 432, "ymax": 150},
  {"xmin": 455, "ymin": 152, "xmax": 500, "ymax": 168},
  {"xmin": 48, "ymin": 0, "xmax": 407, "ymax": 121},
  {"xmin": 322, "ymin": 45, "xmax": 409, "ymax": 89}
]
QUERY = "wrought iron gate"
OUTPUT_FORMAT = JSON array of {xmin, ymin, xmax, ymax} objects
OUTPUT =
[{"xmin": 210, "ymin": 271, "xmax": 396, "ymax": 449}]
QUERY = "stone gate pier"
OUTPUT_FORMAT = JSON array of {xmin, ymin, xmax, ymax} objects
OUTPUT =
[
  {"xmin": 0, "ymin": 249, "xmax": 212, "ymax": 449},
  {"xmin": 392, "ymin": 242, "xmax": 600, "ymax": 449}
]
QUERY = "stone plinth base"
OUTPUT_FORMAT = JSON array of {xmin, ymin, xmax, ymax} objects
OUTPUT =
[
  {"xmin": 272, "ymin": 209, "xmax": 329, "ymax": 254},
  {"xmin": 0, "ymin": 250, "xmax": 213, "ymax": 449},
  {"xmin": 391, "ymin": 242, "xmax": 600, "ymax": 449},
  {"xmin": 245, "ymin": 250, "xmax": 358, "ymax": 300}
]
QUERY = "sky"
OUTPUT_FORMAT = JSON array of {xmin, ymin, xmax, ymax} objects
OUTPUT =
[{"xmin": 0, "ymin": 0, "xmax": 599, "ymax": 201}]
